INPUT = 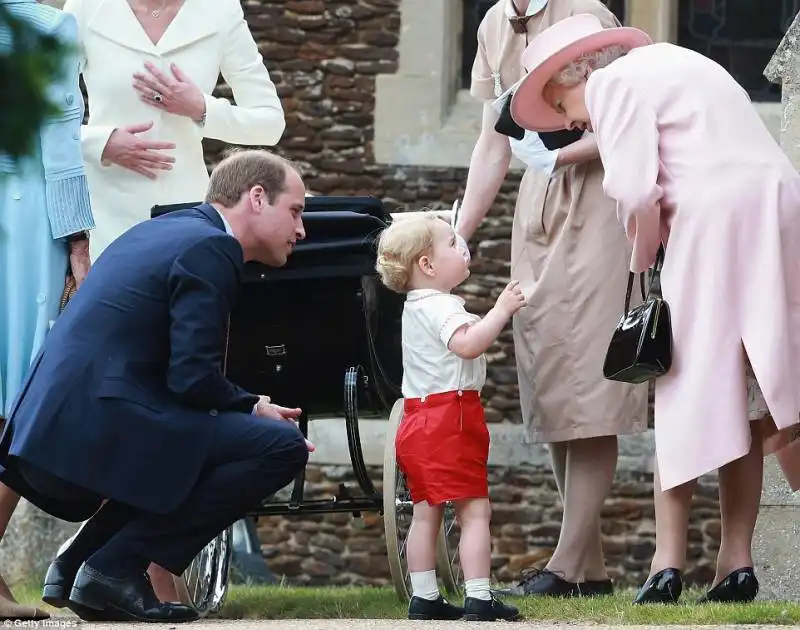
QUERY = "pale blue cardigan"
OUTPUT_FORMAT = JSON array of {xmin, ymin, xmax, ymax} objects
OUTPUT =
[{"xmin": 0, "ymin": 0, "xmax": 94, "ymax": 239}]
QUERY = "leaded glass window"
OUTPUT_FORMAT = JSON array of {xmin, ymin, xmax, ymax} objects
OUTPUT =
[{"xmin": 678, "ymin": 0, "xmax": 800, "ymax": 101}]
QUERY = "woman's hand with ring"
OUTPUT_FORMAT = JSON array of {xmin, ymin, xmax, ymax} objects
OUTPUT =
[{"xmin": 133, "ymin": 62, "xmax": 206, "ymax": 122}]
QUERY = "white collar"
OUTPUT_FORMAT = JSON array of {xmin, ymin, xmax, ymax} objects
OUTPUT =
[
  {"xmin": 215, "ymin": 208, "xmax": 235, "ymax": 237},
  {"xmin": 504, "ymin": 0, "xmax": 548, "ymax": 18},
  {"xmin": 406, "ymin": 288, "xmax": 465, "ymax": 305}
]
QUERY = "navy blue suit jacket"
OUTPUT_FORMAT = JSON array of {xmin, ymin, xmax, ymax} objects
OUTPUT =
[{"xmin": 0, "ymin": 204, "xmax": 259, "ymax": 520}]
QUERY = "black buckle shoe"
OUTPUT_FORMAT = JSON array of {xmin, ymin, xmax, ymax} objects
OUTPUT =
[
  {"xmin": 633, "ymin": 568, "xmax": 683, "ymax": 604},
  {"xmin": 697, "ymin": 568, "xmax": 759, "ymax": 603},
  {"xmin": 509, "ymin": 568, "xmax": 580, "ymax": 597},
  {"xmin": 463, "ymin": 596, "xmax": 522, "ymax": 622},
  {"xmin": 579, "ymin": 579, "xmax": 614, "ymax": 596},
  {"xmin": 407, "ymin": 595, "xmax": 464, "ymax": 620},
  {"xmin": 69, "ymin": 563, "xmax": 198, "ymax": 622}
]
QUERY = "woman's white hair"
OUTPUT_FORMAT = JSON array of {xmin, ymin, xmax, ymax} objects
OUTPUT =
[{"xmin": 549, "ymin": 44, "xmax": 627, "ymax": 86}]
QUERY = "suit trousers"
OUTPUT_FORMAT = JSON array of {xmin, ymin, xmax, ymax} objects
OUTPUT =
[{"xmin": 51, "ymin": 411, "xmax": 308, "ymax": 575}]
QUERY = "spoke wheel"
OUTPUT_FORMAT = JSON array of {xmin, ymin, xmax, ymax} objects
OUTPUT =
[
  {"xmin": 436, "ymin": 501, "xmax": 462, "ymax": 596},
  {"xmin": 173, "ymin": 526, "xmax": 232, "ymax": 616}
]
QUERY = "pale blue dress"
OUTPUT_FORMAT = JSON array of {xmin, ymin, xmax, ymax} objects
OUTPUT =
[{"xmin": 0, "ymin": 0, "xmax": 94, "ymax": 417}]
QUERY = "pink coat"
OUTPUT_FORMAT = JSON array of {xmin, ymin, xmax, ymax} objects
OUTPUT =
[{"xmin": 586, "ymin": 43, "xmax": 800, "ymax": 491}]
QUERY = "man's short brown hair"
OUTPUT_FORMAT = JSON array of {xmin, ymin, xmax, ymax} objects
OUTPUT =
[{"xmin": 205, "ymin": 149, "xmax": 301, "ymax": 206}]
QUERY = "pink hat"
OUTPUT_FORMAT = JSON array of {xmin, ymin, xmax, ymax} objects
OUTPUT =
[{"xmin": 510, "ymin": 14, "xmax": 652, "ymax": 132}]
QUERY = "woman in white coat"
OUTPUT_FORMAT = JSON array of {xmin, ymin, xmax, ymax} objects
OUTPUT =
[
  {"xmin": 57, "ymin": 0, "xmax": 286, "ymax": 601},
  {"xmin": 63, "ymin": 0, "xmax": 286, "ymax": 260}
]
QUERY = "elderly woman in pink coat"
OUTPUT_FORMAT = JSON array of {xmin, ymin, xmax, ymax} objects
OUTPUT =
[{"xmin": 509, "ymin": 14, "xmax": 800, "ymax": 605}]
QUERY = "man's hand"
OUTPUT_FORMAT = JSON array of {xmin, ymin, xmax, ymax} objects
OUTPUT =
[
  {"xmin": 253, "ymin": 396, "xmax": 314, "ymax": 451},
  {"xmin": 254, "ymin": 395, "xmax": 302, "ymax": 422}
]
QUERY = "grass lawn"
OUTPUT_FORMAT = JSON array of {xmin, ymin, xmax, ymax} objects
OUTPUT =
[
  {"xmin": 220, "ymin": 584, "xmax": 800, "ymax": 624},
  {"xmin": 11, "ymin": 582, "xmax": 800, "ymax": 624}
]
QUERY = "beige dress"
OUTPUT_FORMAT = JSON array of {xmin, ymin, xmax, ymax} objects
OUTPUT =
[{"xmin": 471, "ymin": 0, "xmax": 648, "ymax": 444}]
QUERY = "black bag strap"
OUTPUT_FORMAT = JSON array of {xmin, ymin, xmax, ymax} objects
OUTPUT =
[{"xmin": 623, "ymin": 244, "xmax": 666, "ymax": 315}]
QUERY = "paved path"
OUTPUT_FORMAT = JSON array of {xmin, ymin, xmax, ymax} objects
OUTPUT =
[{"xmin": 14, "ymin": 619, "xmax": 796, "ymax": 630}]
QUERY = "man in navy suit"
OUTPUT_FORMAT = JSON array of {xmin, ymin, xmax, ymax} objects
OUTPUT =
[{"xmin": 0, "ymin": 150, "xmax": 309, "ymax": 622}]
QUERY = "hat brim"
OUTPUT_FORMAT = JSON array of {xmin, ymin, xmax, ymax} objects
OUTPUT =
[{"xmin": 510, "ymin": 28, "xmax": 652, "ymax": 132}]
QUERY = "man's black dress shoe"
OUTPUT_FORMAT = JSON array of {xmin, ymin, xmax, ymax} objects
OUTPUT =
[
  {"xmin": 407, "ymin": 595, "xmax": 464, "ymax": 620},
  {"xmin": 697, "ymin": 568, "xmax": 759, "ymax": 603},
  {"xmin": 463, "ymin": 596, "xmax": 522, "ymax": 622},
  {"xmin": 41, "ymin": 558, "xmax": 107, "ymax": 621},
  {"xmin": 509, "ymin": 568, "xmax": 580, "ymax": 597},
  {"xmin": 633, "ymin": 568, "xmax": 683, "ymax": 604},
  {"xmin": 42, "ymin": 558, "xmax": 79, "ymax": 607},
  {"xmin": 579, "ymin": 579, "xmax": 614, "ymax": 596},
  {"xmin": 68, "ymin": 563, "xmax": 198, "ymax": 622}
]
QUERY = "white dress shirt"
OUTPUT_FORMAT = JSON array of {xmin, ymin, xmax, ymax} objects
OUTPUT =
[{"xmin": 401, "ymin": 289, "xmax": 487, "ymax": 400}]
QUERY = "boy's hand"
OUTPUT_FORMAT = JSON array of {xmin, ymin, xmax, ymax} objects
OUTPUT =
[{"xmin": 495, "ymin": 280, "xmax": 527, "ymax": 318}]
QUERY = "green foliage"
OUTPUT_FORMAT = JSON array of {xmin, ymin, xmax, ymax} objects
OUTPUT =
[{"xmin": 0, "ymin": 3, "xmax": 71, "ymax": 162}]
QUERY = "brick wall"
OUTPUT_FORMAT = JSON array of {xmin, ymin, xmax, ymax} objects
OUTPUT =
[{"xmin": 207, "ymin": 0, "xmax": 718, "ymax": 588}]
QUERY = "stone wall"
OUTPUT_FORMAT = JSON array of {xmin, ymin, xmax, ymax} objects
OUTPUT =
[
  {"xmin": 220, "ymin": 0, "xmax": 720, "ymax": 588},
  {"xmin": 256, "ymin": 464, "xmax": 720, "ymax": 589}
]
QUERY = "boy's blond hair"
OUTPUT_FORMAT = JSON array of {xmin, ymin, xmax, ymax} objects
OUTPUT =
[{"xmin": 375, "ymin": 212, "xmax": 443, "ymax": 294}]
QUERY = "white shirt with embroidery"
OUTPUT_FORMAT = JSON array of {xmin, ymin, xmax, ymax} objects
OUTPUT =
[{"xmin": 401, "ymin": 289, "xmax": 488, "ymax": 399}]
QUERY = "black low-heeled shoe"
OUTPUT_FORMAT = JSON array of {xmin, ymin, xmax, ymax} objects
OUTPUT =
[
  {"xmin": 697, "ymin": 568, "xmax": 759, "ymax": 603},
  {"xmin": 633, "ymin": 568, "xmax": 683, "ymax": 604}
]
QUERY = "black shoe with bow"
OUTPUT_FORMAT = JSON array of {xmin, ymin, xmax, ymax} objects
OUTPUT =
[
  {"xmin": 509, "ymin": 568, "xmax": 580, "ymax": 597},
  {"xmin": 463, "ymin": 595, "xmax": 522, "ymax": 621},
  {"xmin": 697, "ymin": 568, "xmax": 759, "ymax": 603},
  {"xmin": 68, "ymin": 563, "xmax": 198, "ymax": 622},
  {"xmin": 633, "ymin": 568, "xmax": 683, "ymax": 604},
  {"xmin": 407, "ymin": 595, "xmax": 464, "ymax": 620}
]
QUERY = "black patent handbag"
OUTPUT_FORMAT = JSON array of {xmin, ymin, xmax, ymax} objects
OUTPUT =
[{"xmin": 602, "ymin": 246, "xmax": 672, "ymax": 384}]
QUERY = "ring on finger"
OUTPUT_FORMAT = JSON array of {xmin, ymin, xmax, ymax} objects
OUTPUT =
[{"xmin": 153, "ymin": 91, "xmax": 164, "ymax": 103}]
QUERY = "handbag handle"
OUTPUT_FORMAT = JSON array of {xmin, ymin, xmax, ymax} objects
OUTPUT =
[{"xmin": 623, "ymin": 244, "xmax": 666, "ymax": 315}]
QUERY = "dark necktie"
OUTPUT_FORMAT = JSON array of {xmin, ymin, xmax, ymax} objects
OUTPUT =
[{"xmin": 509, "ymin": 14, "xmax": 532, "ymax": 34}]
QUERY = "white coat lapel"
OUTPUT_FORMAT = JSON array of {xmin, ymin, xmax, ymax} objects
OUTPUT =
[
  {"xmin": 86, "ymin": 0, "xmax": 219, "ymax": 56},
  {"xmin": 86, "ymin": 0, "xmax": 155, "ymax": 55},
  {"xmin": 155, "ymin": 0, "xmax": 220, "ymax": 55}
]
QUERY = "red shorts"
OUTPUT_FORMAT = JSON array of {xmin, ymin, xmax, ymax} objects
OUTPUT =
[{"xmin": 395, "ymin": 390, "xmax": 489, "ymax": 505}]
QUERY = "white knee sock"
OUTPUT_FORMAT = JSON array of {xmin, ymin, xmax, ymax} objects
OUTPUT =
[
  {"xmin": 410, "ymin": 570, "xmax": 440, "ymax": 600},
  {"xmin": 465, "ymin": 577, "xmax": 492, "ymax": 601}
]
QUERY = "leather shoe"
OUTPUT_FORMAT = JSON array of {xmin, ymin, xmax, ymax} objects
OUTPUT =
[
  {"xmin": 42, "ymin": 558, "xmax": 80, "ymax": 608},
  {"xmin": 463, "ymin": 596, "xmax": 522, "ymax": 621},
  {"xmin": 633, "ymin": 568, "xmax": 683, "ymax": 604},
  {"xmin": 42, "ymin": 558, "xmax": 105, "ymax": 621},
  {"xmin": 697, "ymin": 568, "xmax": 759, "ymax": 603},
  {"xmin": 579, "ymin": 579, "xmax": 614, "ymax": 596},
  {"xmin": 407, "ymin": 595, "xmax": 463, "ymax": 620},
  {"xmin": 509, "ymin": 568, "xmax": 580, "ymax": 597},
  {"xmin": 68, "ymin": 563, "xmax": 198, "ymax": 622}
]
